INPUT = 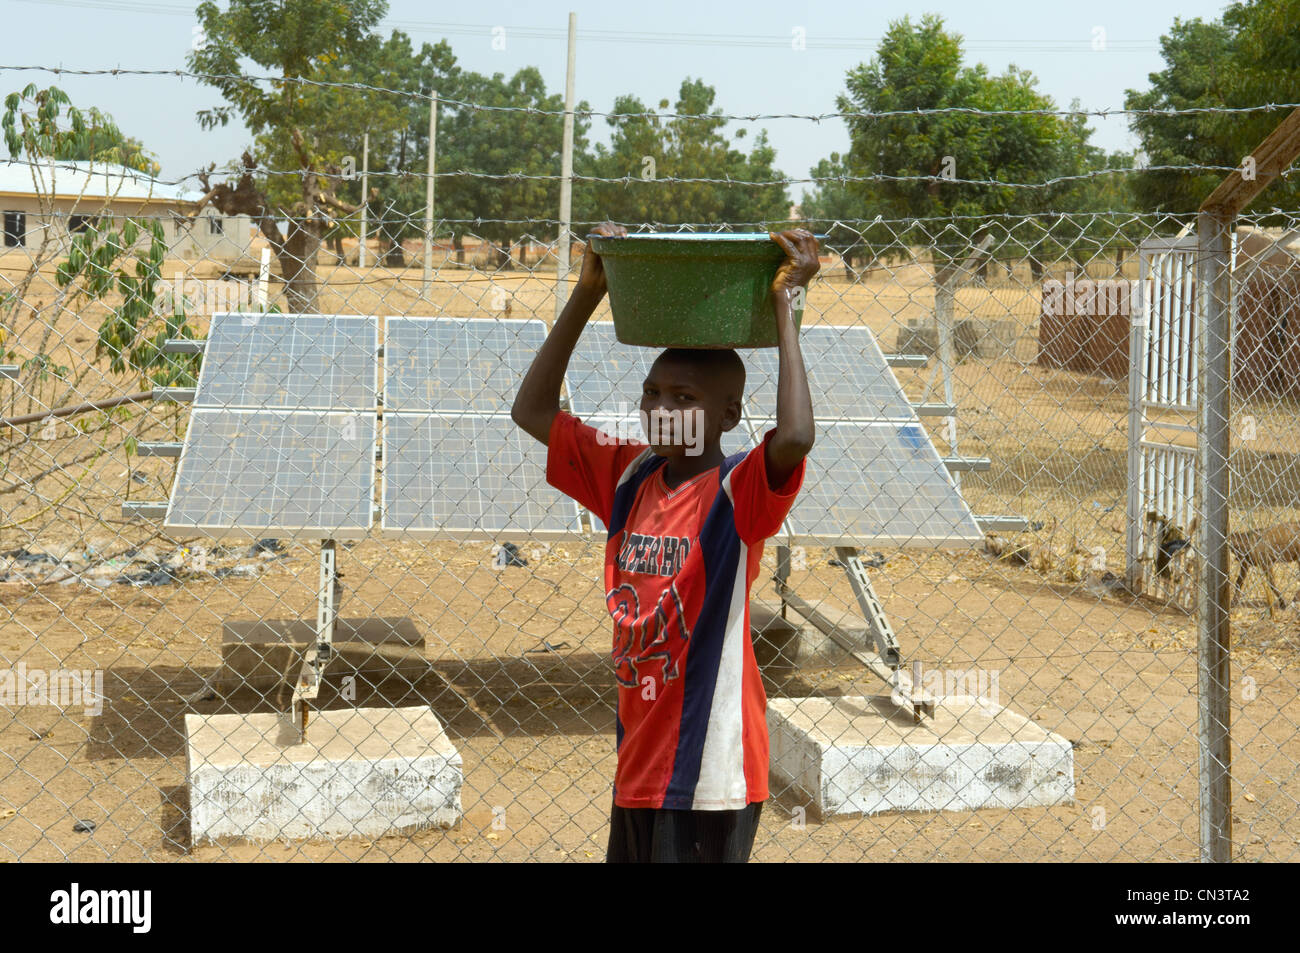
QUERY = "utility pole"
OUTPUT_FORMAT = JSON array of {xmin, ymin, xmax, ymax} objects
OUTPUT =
[
  {"xmin": 423, "ymin": 91, "xmax": 438, "ymax": 299},
  {"xmin": 554, "ymin": 11, "xmax": 577, "ymax": 321}
]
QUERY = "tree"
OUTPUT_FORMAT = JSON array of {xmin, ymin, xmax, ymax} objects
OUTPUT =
[
  {"xmin": 829, "ymin": 15, "xmax": 1106, "ymax": 276},
  {"xmin": 436, "ymin": 67, "xmax": 591, "ymax": 269},
  {"xmin": 1125, "ymin": 0, "xmax": 1300, "ymax": 213},
  {"xmin": 829, "ymin": 14, "xmax": 1104, "ymax": 442},
  {"xmin": 2, "ymin": 85, "xmax": 193, "ymax": 413},
  {"xmin": 800, "ymin": 152, "xmax": 892, "ymax": 278},
  {"xmin": 288, "ymin": 30, "xmax": 461, "ymax": 267},
  {"xmin": 2, "ymin": 85, "xmax": 159, "ymax": 175},
  {"xmin": 186, "ymin": 0, "xmax": 387, "ymax": 310},
  {"xmin": 56, "ymin": 218, "xmax": 201, "ymax": 387},
  {"xmin": 580, "ymin": 78, "xmax": 789, "ymax": 229}
]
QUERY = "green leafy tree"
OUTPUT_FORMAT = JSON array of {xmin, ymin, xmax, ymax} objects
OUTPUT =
[
  {"xmin": 3, "ymin": 85, "xmax": 185, "ymax": 398},
  {"xmin": 580, "ymin": 78, "xmax": 789, "ymax": 229},
  {"xmin": 1125, "ymin": 0, "xmax": 1300, "ymax": 213},
  {"xmin": 55, "ymin": 218, "xmax": 200, "ymax": 386},
  {"xmin": 824, "ymin": 15, "xmax": 1109, "ymax": 286},
  {"xmin": 268, "ymin": 30, "xmax": 460, "ymax": 267},
  {"xmin": 436, "ymin": 67, "xmax": 591, "ymax": 269},
  {"xmin": 799, "ymin": 151, "xmax": 893, "ymax": 278},
  {"xmin": 356, "ymin": 36, "xmax": 460, "ymax": 266},
  {"xmin": 187, "ymin": 0, "xmax": 387, "ymax": 310},
  {"xmin": 2, "ymin": 84, "xmax": 159, "ymax": 175}
]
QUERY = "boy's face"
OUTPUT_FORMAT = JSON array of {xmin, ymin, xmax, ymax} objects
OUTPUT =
[{"xmin": 639, "ymin": 354, "xmax": 742, "ymax": 458}]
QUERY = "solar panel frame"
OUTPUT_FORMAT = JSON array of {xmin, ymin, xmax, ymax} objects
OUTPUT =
[
  {"xmin": 760, "ymin": 418, "xmax": 982, "ymax": 548},
  {"xmin": 380, "ymin": 412, "xmax": 582, "ymax": 540},
  {"xmin": 743, "ymin": 325, "xmax": 916, "ymax": 422},
  {"xmin": 383, "ymin": 316, "xmax": 546, "ymax": 414},
  {"xmin": 164, "ymin": 408, "xmax": 377, "ymax": 539},
  {"xmin": 195, "ymin": 312, "xmax": 378, "ymax": 411}
]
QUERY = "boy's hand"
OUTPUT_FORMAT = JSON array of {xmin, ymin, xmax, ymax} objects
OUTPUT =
[
  {"xmin": 576, "ymin": 222, "xmax": 628, "ymax": 299},
  {"xmin": 768, "ymin": 228, "xmax": 821, "ymax": 307}
]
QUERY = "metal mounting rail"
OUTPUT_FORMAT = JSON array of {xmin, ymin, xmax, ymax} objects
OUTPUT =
[
  {"xmin": 886, "ymin": 354, "xmax": 929, "ymax": 369},
  {"xmin": 292, "ymin": 539, "xmax": 344, "ymax": 742},
  {"xmin": 913, "ymin": 403, "xmax": 957, "ymax": 417},
  {"xmin": 975, "ymin": 514, "xmax": 1037, "ymax": 533},
  {"xmin": 122, "ymin": 501, "xmax": 168, "ymax": 519},
  {"xmin": 942, "ymin": 456, "xmax": 991, "ymax": 473},
  {"xmin": 136, "ymin": 442, "xmax": 183, "ymax": 457},
  {"xmin": 773, "ymin": 543, "xmax": 933, "ymax": 721},
  {"xmin": 162, "ymin": 339, "xmax": 206, "ymax": 354}
]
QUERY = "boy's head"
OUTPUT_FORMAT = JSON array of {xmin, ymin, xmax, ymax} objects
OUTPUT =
[{"xmin": 639, "ymin": 347, "xmax": 745, "ymax": 458}]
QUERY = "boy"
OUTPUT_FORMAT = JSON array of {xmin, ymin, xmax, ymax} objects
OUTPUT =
[{"xmin": 511, "ymin": 224, "xmax": 820, "ymax": 862}]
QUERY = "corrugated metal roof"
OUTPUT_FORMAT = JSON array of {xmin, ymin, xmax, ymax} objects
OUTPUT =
[{"xmin": 0, "ymin": 160, "xmax": 195, "ymax": 204}]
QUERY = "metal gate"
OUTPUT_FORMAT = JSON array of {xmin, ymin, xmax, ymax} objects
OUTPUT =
[{"xmin": 1126, "ymin": 235, "xmax": 1200, "ymax": 603}]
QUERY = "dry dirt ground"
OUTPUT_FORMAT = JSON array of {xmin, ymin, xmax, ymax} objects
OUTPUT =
[{"xmin": 1, "ymin": 259, "xmax": 1298, "ymax": 862}]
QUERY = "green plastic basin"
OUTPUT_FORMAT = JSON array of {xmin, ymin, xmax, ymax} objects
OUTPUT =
[{"xmin": 588, "ymin": 232, "xmax": 804, "ymax": 348}]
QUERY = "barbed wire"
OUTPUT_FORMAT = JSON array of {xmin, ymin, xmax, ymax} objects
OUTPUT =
[
  {"xmin": 3, "ymin": 64, "xmax": 1299, "ymax": 123},
  {"xmin": 5, "ymin": 155, "xmax": 1289, "ymax": 196}
]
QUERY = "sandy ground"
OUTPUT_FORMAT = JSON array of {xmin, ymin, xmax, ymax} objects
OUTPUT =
[{"xmin": 1, "ymin": 258, "xmax": 1298, "ymax": 862}]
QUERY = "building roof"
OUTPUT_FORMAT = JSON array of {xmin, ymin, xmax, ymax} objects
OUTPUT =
[
  {"xmin": 1237, "ymin": 226, "xmax": 1300, "ymax": 273},
  {"xmin": 0, "ymin": 159, "xmax": 196, "ymax": 205}
]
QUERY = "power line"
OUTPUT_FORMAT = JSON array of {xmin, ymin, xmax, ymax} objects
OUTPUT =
[{"xmin": 11, "ymin": 1, "xmax": 1160, "ymax": 53}]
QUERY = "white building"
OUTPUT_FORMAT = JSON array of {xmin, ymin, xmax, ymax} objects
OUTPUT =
[{"xmin": 0, "ymin": 160, "xmax": 253, "ymax": 265}]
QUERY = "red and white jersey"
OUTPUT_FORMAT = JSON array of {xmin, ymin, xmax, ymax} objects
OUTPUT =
[{"xmin": 546, "ymin": 411, "xmax": 805, "ymax": 810}]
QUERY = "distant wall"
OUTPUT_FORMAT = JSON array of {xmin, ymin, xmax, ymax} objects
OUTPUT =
[
  {"xmin": 1035, "ymin": 268, "xmax": 1300, "ymax": 399},
  {"xmin": 1036, "ymin": 277, "xmax": 1131, "ymax": 378},
  {"xmin": 1236, "ymin": 265, "xmax": 1300, "ymax": 401}
]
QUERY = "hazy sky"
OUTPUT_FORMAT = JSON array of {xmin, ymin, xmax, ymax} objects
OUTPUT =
[{"xmin": 3, "ymin": 0, "xmax": 1234, "ymax": 191}]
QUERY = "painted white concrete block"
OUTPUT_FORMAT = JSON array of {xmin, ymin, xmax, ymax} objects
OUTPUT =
[
  {"xmin": 768, "ymin": 695, "xmax": 1074, "ymax": 817},
  {"xmin": 186, "ymin": 706, "xmax": 462, "ymax": 843}
]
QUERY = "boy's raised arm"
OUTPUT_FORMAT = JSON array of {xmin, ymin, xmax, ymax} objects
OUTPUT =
[
  {"xmin": 511, "ymin": 223, "xmax": 627, "ymax": 444},
  {"xmin": 764, "ymin": 228, "xmax": 820, "ymax": 489}
]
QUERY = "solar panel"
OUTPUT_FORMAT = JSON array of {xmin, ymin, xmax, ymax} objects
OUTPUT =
[
  {"xmin": 743, "ymin": 325, "xmax": 914, "ymax": 421},
  {"xmin": 381, "ymin": 413, "xmax": 581, "ymax": 539},
  {"xmin": 566, "ymin": 323, "xmax": 655, "ymax": 416},
  {"xmin": 196, "ymin": 312, "xmax": 377, "ymax": 410},
  {"xmin": 769, "ymin": 419, "xmax": 982, "ymax": 547},
  {"xmin": 164, "ymin": 409, "xmax": 376, "ymax": 538},
  {"xmin": 384, "ymin": 317, "xmax": 546, "ymax": 413}
]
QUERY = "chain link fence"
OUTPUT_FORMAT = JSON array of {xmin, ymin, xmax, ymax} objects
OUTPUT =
[{"xmin": 1, "ymin": 161, "xmax": 1298, "ymax": 860}]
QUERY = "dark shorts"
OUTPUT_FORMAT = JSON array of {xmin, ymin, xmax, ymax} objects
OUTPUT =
[{"xmin": 606, "ymin": 795, "xmax": 763, "ymax": 863}]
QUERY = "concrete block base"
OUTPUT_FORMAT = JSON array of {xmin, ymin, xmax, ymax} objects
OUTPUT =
[
  {"xmin": 768, "ymin": 695, "xmax": 1074, "ymax": 817},
  {"xmin": 218, "ymin": 617, "xmax": 430, "ymax": 694},
  {"xmin": 185, "ymin": 705, "xmax": 462, "ymax": 843}
]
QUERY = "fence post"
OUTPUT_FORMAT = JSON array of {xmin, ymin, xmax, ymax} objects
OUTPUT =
[{"xmin": 1195, "ymin": 208, "xmax": 1233, "ymax": 863}]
